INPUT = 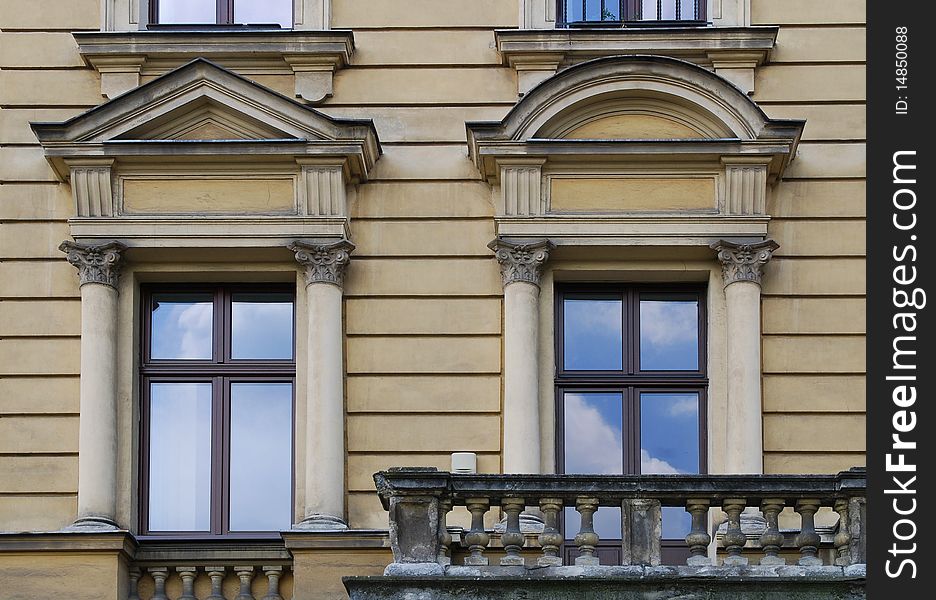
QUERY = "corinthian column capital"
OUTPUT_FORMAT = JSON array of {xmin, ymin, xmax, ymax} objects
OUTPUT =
[
  {"xmin": 488, "ymin": 238, "xmax": 554, "ymax": 288},
  {"xmin": 58, "ymin": 240, "xmax": 127, "ymax": 289},
  {"xmin": 289, "ymin": 239, "xmax": 355, "ymax": 288},
  {"xmin": 711, "ymin": 239, "xmax": 779, "ymax": 287}
]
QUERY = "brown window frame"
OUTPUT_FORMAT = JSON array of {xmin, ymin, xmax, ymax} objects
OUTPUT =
[
  {"xmin": 140, "ymin": 283, "xmax": 296, "ymax": 539},
  {"xmin": 555, "ymin": 283, "xmax": 707, "ymax": 563},
  {"xmin": 149, "ymin": 0, "xmax": 294, "ymax": 27}
]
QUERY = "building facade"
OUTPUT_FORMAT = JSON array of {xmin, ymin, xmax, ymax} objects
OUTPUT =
[{"xmin": 0, "ymin": 1, "xmax": 866, "ymax": 599}]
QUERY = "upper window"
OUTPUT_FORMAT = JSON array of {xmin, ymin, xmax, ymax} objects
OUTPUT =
[
  {"xmin": 151, "ymin": 0, "xmax": 293, "ymax": 28},
  {"xmin": 558, "ymin": 1, "xmax": 707, "ymax": 27},
  {"xmin": 557, "ymin": 284, "xmax": 706, "ymax": 564},
  {"xmin": 141, "ymin": 284, "xmax": 295, "ymax": 537}
]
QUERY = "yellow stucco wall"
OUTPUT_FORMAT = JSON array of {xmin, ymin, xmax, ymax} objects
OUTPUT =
[{"xmin": 0, "ymin": 0, "xmax": 865, "ymax": 538}]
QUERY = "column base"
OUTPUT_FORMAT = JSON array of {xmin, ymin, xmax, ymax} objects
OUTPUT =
[
  {"xmin": 62, "ymin": 516, "xmax": 121, "ymax": 531},
  {"xmin": 292, "ymin": 514, "xmax": 349, "ymax": 531}
]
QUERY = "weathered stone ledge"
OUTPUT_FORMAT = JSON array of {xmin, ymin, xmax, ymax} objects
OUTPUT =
[{"xmin": 346, "ymin": 565, "xmax": 866, "ymax": 600}]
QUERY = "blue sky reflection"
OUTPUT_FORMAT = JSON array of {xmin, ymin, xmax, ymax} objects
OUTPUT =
[{"xmin": 563, "ymin": 299, "xmax": 623, "ymax": 370}]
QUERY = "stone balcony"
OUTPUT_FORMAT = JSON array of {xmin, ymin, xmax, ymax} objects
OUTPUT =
[{"xmin": 343, "ymin": 468, "xmax": 866, "ymax": 600}]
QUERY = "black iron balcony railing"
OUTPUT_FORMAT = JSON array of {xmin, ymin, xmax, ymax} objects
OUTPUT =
[{"xmin": 559, "ymin": 0, "xmax": 707, "ymax": 27}]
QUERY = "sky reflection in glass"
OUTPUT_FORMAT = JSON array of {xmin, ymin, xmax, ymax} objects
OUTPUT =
[
  {"xmin": 563, "ymin": 299, "xmax": 623, "ymax": 370},
  {"xmin": 158, "ymin": 0, "xmax": 215, "ymax": 23},
  {"xmin": 231, "ymin": 294, "xmax": 294, "ymax": 360},
  {"xmin": 639, "ymin": 298, "xmax": 698, "ymax": 371},
  {"xmin": 641, "ymin": 392, "xmax": 700, "ymax": 538},
  {"xmin": 563, "ymin": 392, "xmax": 623, "ymax": 539},
  {"xmin": 229, "ymin": 383, "xmax": 293, "ymax": 531},
  {"xmin": 148, "ymin": 383, "xmax": 212, "ymax": 531},
  {"xmin": 235, "ymin": 0, "xmax": 293, "ymax": 27},
  {"xmin": 151, "ymin": 293, "xmax": 213, "ymax": 359}
]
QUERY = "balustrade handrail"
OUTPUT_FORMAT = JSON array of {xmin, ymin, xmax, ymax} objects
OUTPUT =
[
  {"xmin": 374, "ymin": 467, "xmax": 866, "ymax": 572},
  {"xmin": 374, "ymin": 467, "xmax": 866, "ymax": 509}
]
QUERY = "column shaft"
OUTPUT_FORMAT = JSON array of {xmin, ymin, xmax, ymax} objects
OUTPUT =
[
  {"xmin": 303, "ymin": 282, "xmax": 347, "ymax": 526},
  {"xmin": 59, "ymin": 240, "xmax": 126, "ymax": 530},
  {"xmin": 711, "ymin": 239, "xmax": 778, "ymax": 476},
  {"xmin": 725, "ymin": 281, "xmax": 763, "ymax": 474},
  {"xmin": 503, "ymin": 281, "xmax": 541, "ymax": 474},
  {"xmin": 489, "ymin": 238, "xmax": 553, "ymax": 475},
  {"xmin": 289, "ymin": 239, "xmax": 354, "ymax": 530},
  {"xmin": 76, "ymin": 282, "xmax": 120, "ymax": 525}
]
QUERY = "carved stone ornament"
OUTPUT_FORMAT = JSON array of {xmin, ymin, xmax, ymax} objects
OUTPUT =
[
  {"xmin": 711, "ymin": 239, "xmax": 780, "ymax": 287},
  {"xmin": 58, "ymin": 240, "xmax": 127, "ymax": 289},
  {"xmin": 488, "ymin": 238, "xmax": 554, "ymax": 287},
  {"xmin": 289, "ymin": 239, "xmax": 355, "ymax": 288}
]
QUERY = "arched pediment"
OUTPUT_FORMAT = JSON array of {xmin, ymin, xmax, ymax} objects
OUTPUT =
[
  {"xmin": 465, "ymin": 55, "xmax": 806, "ymax": 248},
  {"xmin": 471, "ymin": 55, "xmax": 800, "ymax": 144}
]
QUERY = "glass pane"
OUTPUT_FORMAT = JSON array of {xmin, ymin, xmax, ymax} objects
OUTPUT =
[
  {"xmin": 231, "ymin": 293, "xmax": 294, "ymax": 360},
  {"xmin": 563, "ymin": 298, "xmax": 623, "ymax": 370},
  {"xmin": 680, "ymin": 0, "xmax": 699, "ymax": 19},
  {"xmin": 235, "ymin": 0, "xmax": 293, "ymax": 27},
  {"xmin": 151, "ymin": 293, "xmax": 213, "ymax": 360},
  {"xmin": 641, "ymin": 392, "xmax": 700, "ymax": 538},
  {"xmin": 639, "ymin": 297, "xmax": 699, "ymax": 370},
  {"xmin": 148, "ymin": 383, "xmax": 212, "ymax": 531},
  {"xmin": 563, "ymin": 392, "xmax": 624, "ymax": 539},
  {"xmin": 566, "ymin": 0, "xmax": 583, "ymax": 22},
  {"xmin": 158, "ymin": 0, "xmax": 216, "ymax": 24},
  {"xmin": 641, "ymin": 0, "xmax": 658, "ymax": 20},
  {"xmin": 229, "ymin": 383, "xmax": 293, "ymax": 531}
]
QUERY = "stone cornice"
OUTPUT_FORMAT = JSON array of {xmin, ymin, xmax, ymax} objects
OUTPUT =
[
  {"xmin": 73, "ymin": 29, "xmax": 355, "ymax": 102},
  {"xmin": 290, "ymin": 239, "xmax": 355, "ymax": 288},
  {"xmin": 488, "ymin": 238, "xmax": 554, "ymax": 287},
  {"xmin": 711, "ymin": 239, "xmax": 779, "ymax": 287},
  {"xmin": 59, "ymin": 240, "xmax": 128, "ymax": 289},
  {"xmin": 494, "ymin": 26, "xmax": 778, "ymax": 95}
]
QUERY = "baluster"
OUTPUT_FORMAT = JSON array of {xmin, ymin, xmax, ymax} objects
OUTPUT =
[
  {"xmin": 262, "ymin": 566, "xmax": 284, "ymax": 600},
  {"xmin": 127, "ymin": 567, "xmax": 141, "ymax": 600},
  {"xmin": 205, "ymin": 566, "xmax": 226, "ymax": 600},
  {"xmin": 685, "ymin": 499, "xmax": 711, "ymax": 566},
  {"xmin": 148, "ymin": 567, "xmax": 169, "ymax": 600},
  {"xmin": 574, "ymin": 497, "xmax": 600, "ymax": 566},
  {"xmin": 464, "ymin": 498, "xmax": 491, "ymax": 566},
  {"xmin": 537, "ymin": 498, "xmax": 563, "ymax": 567},
  {"xmin": 834, "ymin": 499, "xmax": 852, "ymax": 566},
  {"xmin": 177, "ymin": 567, "xmax": 197, "ymax": 600},
  {"xmin": 759, "ymin": 499, "xmax": 786, "ymax": 566},
  {"xmin": 437, "ymin": 499, "xmax": 453, "ymax": 566},
  {"xmin": 795, "ymin": 499, "xmax": 823, "ymax": 566},
  {"xmin": 500, "ymin": 497, "xmax": 526, "ymax": 566},
  {"xmin": 721, "ymin": 499, "xmax": 748, "ymax": 566},
  {"xmin": 234, "ymin": 566, "xmax": 256, "ymax": 600}
]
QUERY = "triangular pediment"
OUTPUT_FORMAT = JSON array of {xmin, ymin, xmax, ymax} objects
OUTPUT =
[
  {"xmin": 32, "ymin": 58, "xmax": 379, "ymax": 146},
  {"xmin": 114, "ymin": 97, "xmax": 298, "ymax": 141}
]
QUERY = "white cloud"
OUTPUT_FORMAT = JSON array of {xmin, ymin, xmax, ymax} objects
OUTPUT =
[
  {"xmin": 565, "ymin": 300, "xmax": 622, "ymax": 334},
  {"xmin": 665, "ymin": 396, "xmax": 698, "ymax": 418},
  {"xmin": 174, "ymin": 303, "xmax": 212, "ymax": 358},
  {"xmin": 640, "ymin": 301, "xmax": 697, "ymax": 347},
  {"xmin": 640, "ymin": 449, "xmax": 683, "ymax": 474},
  {"xmin": 563, "ymin": 394, "xmax": 623, "ymax": 474}
]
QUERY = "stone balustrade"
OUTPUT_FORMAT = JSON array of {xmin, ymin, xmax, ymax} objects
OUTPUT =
[
  {"xmin": 128, "ymin": 561, "xmax": 292, "ymax": 600},
  {"xmin": 372, "ymin": 467, "xmax": 866, "ymax": 573}
]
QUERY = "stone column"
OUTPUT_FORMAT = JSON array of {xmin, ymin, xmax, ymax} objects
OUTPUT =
[
  {"xmin": 488, "ymin": 238, "xmax": 553, "ymax": 475},
  {"xmin": 711, "ymin": 239, "xmax": 779, "ymax": 474},
  {"xmin": 289, "ymin": 239, "xmax": 354, "ymax": 530},
  {"xmin": 59, "ymin": 240, "xmax": 127, "ymax": 529}
]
